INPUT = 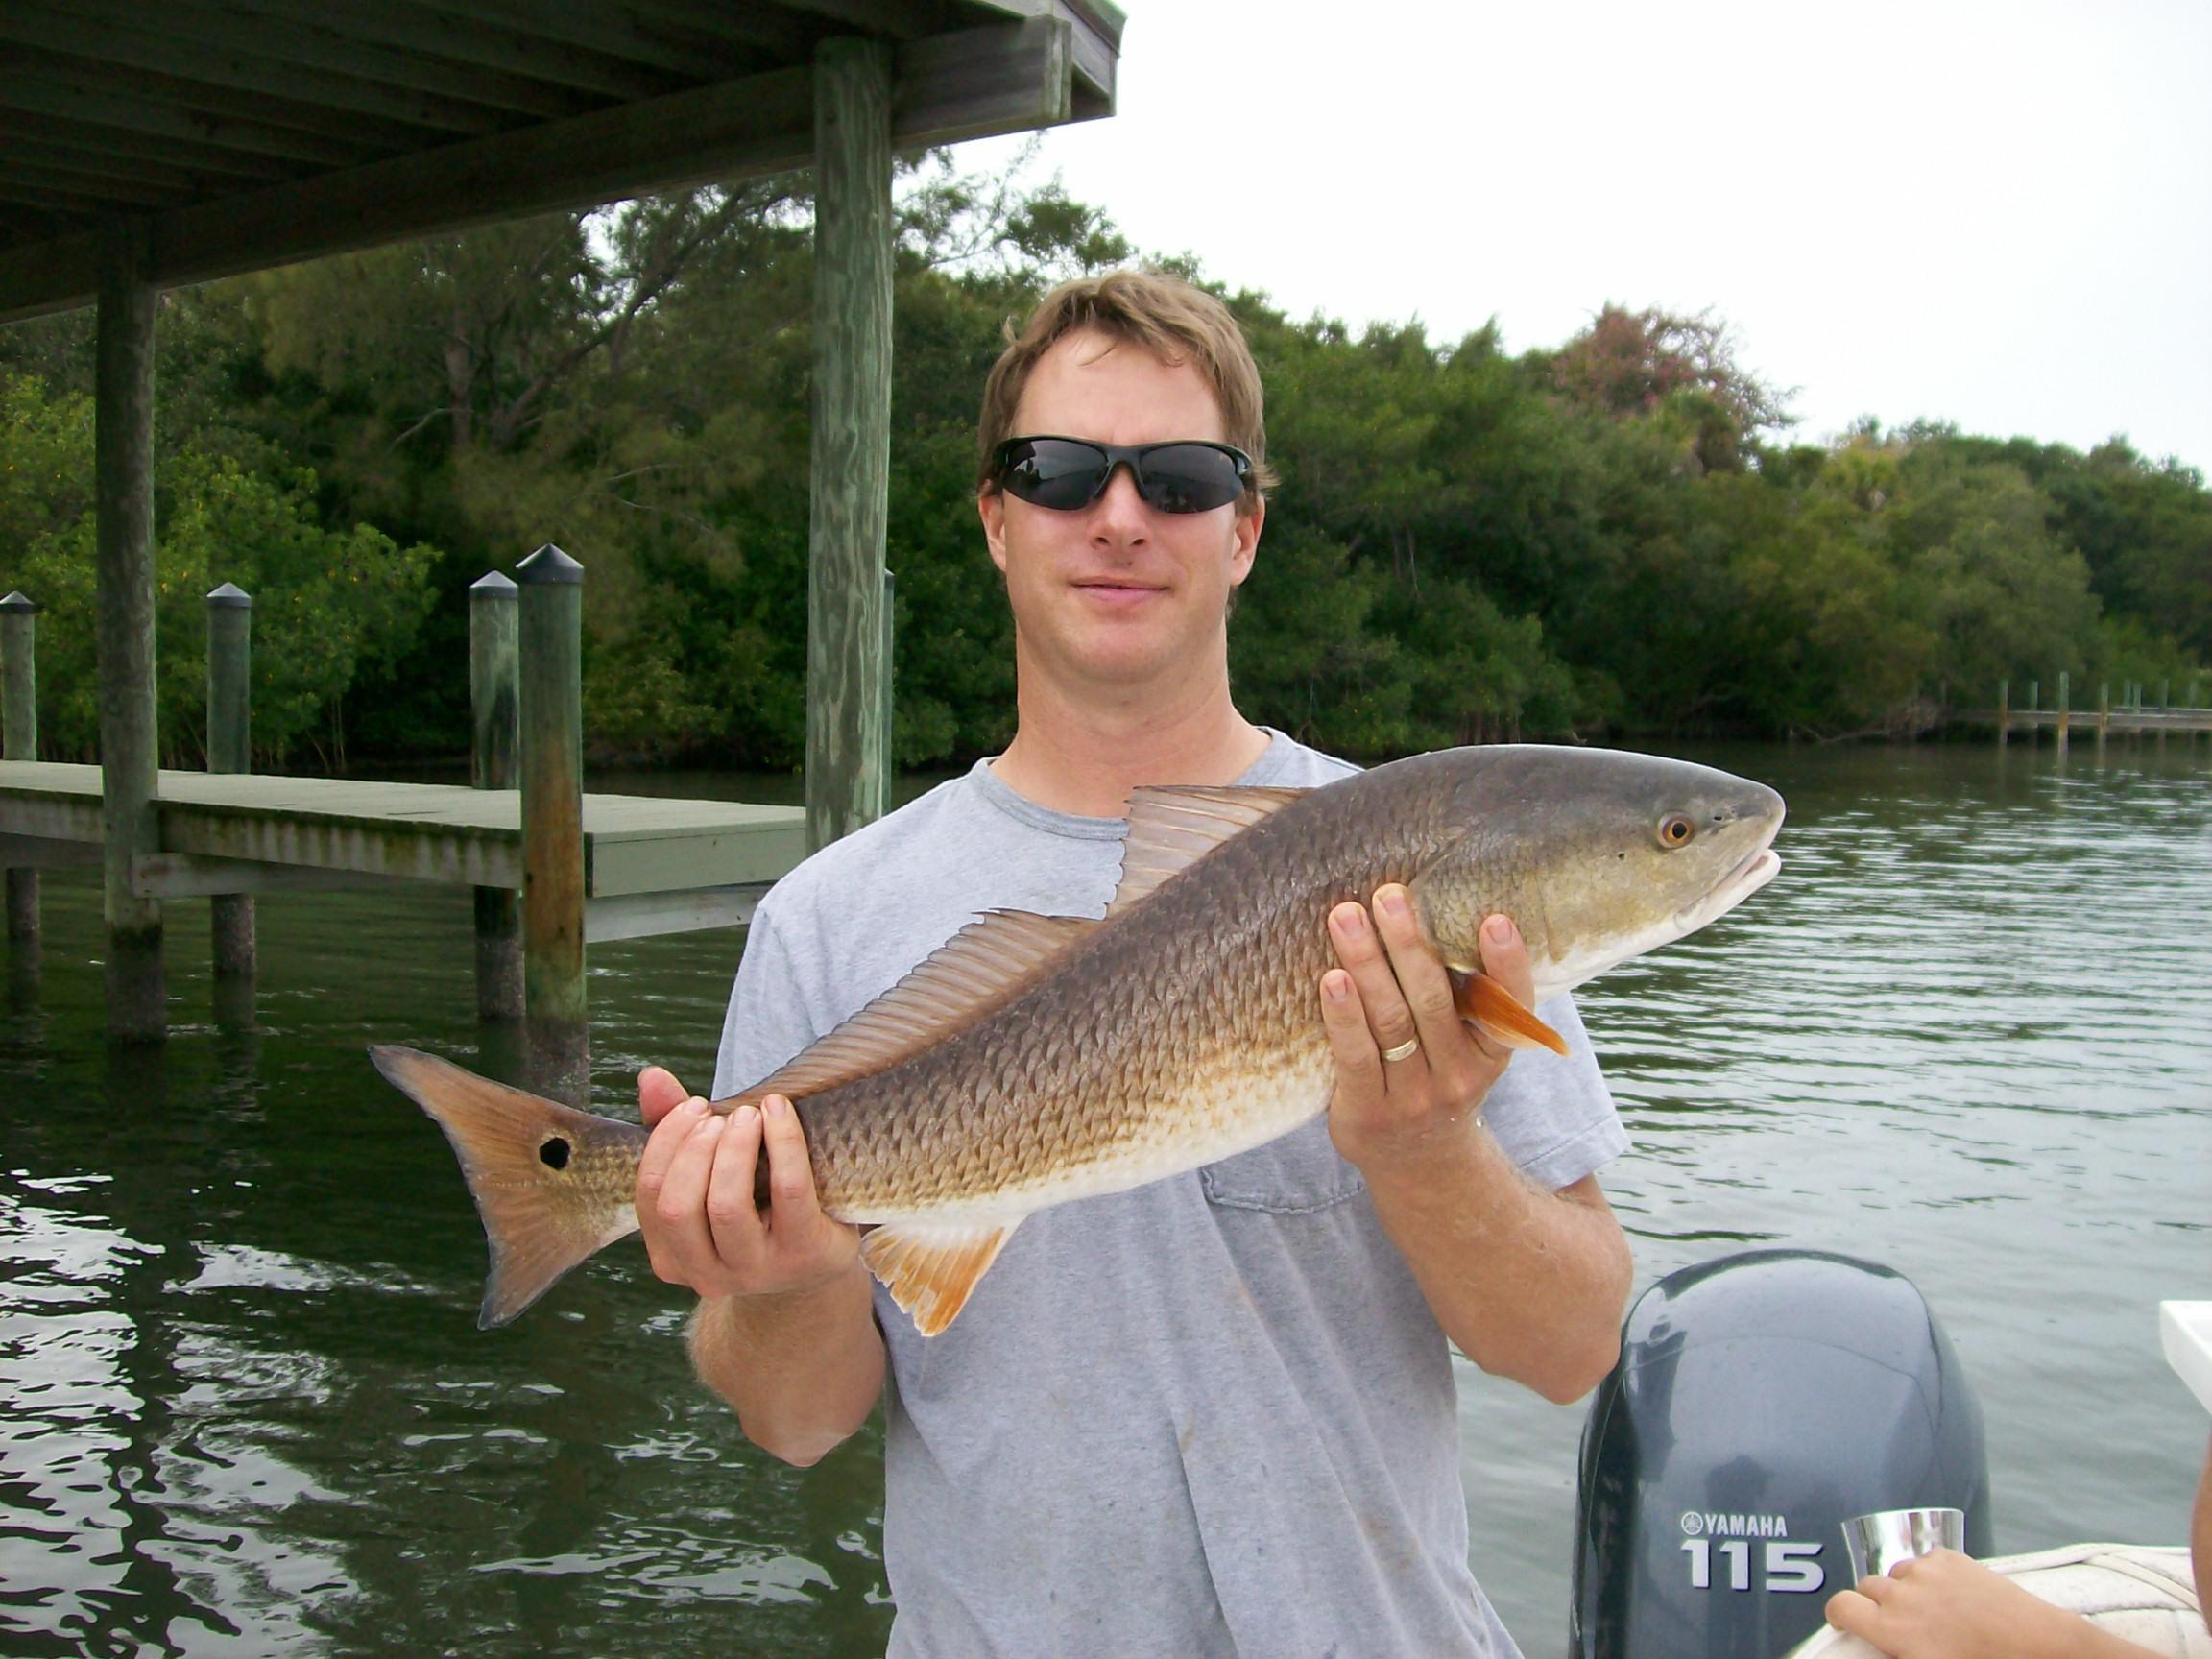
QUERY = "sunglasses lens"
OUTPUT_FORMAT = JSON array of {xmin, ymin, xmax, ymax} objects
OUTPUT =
[
  {"xmin": 998, "ymin": 440, "xmax": 1109, "ymax": 511},
  {"xmin": 995, "ymin": 439, "xmax": 1250, "ymax": 514},
  {"xmin": 1134, "ymin": 445, "xmax": 1246, "ymax": 514}
]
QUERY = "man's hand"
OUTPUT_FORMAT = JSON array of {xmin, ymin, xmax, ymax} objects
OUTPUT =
[
  {"xmin": 1315, "ymin": 888, "xmax": 1629, "ymax": 1402},
  {"xmin": 1823, "ymin": 1549, "xmax": 2162, "ymax": 1659},
  {"xmin": 1319, "ymin": 885, "xmax": 1524, "ymax": 1171},
  {"xmin": 633, "ymin": 1068, "xmax": 862, "ymax": 1303}
]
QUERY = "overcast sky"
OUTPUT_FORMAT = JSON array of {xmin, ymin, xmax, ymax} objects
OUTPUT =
[{"xmin": 956, "ymin": 0, "xmax": 2211, "ymax": 473}]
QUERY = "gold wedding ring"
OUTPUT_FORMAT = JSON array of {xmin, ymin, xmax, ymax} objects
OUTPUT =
[{"xmin": 1381, "ymin": 1036, "xmax": 1421, "ymax": 1064}]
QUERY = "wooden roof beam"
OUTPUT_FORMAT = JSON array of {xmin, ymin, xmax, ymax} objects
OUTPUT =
[
  {"xmin": 0, "ymin": 45, "xmax": 455, "ymax": 156},
  {"xmin": 0, "ymin": 7, "xmax": 517, "ymax": 137},
  {"xmin": 132, "ymin": 0, "xmax": 612, "ymax": 122},
  {"xmin": 403, "ymin": 0, "xmax": 796, "ymax": 77},
  {"xmin": 0, "ymin": 15, "xmax": 1095, "ymax": 324},
  {"xmin": 0, "ymin": 116, "xmax": 307, "ymax": 185},
  {"xmin": 0, "ymin": 165, "xmax": 192, "ymax": 212},
  {"xmin": 228, "ymin": 0, "xmax": 685, "ymax": 103}
]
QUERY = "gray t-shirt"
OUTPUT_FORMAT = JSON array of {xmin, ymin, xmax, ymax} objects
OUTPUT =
[{"xmin": 713, "ymin": 732, "xmax": 1628, "ymax": 1658}]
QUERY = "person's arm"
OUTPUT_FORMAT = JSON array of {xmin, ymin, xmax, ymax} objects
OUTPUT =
[
  {"xmin": 1823, "ymin": 1548, "xmax": 2171, "ymax": 1658},
  {"xmin": 635, "ymin": 1069, "xmax": 884, "ymax": 1466},
  {"xmin": 1319, "ymin": 889, "xmax": 1633, "ymax": 1404}
]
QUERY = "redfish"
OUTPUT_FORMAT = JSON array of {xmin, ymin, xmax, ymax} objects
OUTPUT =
[{"xmin": 373, "ymin": 745, "xmax": 1783, "ymax": 1335}]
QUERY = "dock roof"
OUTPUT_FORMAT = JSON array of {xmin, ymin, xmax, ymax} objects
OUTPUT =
[{"xmin": 0, "ymin": 0, "xmax": 1123, "ymax": 323}]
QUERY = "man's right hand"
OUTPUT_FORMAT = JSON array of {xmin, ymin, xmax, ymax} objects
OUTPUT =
[{"xmin": 634, "ymin": 1068, "xmax": 864, "ymax": 1303}]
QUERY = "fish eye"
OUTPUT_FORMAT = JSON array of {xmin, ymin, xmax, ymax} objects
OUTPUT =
[{"xmin": 1656, "ymin": 812, "xmax": 1696, "ymax": 849}]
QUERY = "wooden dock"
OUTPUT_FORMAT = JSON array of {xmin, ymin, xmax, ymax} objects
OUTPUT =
[
  {"xmin": 1946, "ymin": 676, "xmax": 2210, "ymax": 751},
  {"xmin": 0, "ymin": 762, "xmax": 803, "ymax": 944}
]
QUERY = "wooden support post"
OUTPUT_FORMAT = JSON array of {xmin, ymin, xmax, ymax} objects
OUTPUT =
[
  {"xmin": 205, "ymin": 582, "xmax": 255, "ymax": 993},
  {"xmin": 94, "ymin": 218, "xmax": 164, "ymax": 1041},
  {"xmin": 470, "ymin": 570, "xmax": 523, "ymax": 1023},
  {"xmin": 2157, "ymin": 678, "xmax": 2170, "ymax": 755},
  {"xmin": 2097, "ymin": 682, "xmax": 2109, "ymax": 757},
  {"xmin": 880, "ymin": 566, "xmax": 896, "ymax": 814},
  {"xmin": 805, "ymin": 36, "xmax": 893, "ymax": 854},
  {"xmin": 517, "ymin": 545, "xmax": 586, "ymax": 1102},
  {"xmin": 2055, "ymin": 671, "xmax": 2069, "ymax": 757},
  {"xmin": 1996, "ymin": 679, "xmax": 2008, "ymax": 747},
  {"xmin": 2, "ymin": 591, "xmax": 40, "ymax": 946}
]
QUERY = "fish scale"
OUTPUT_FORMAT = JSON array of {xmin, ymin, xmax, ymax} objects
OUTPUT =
[
  {"xmin": 371, "ymin": 744, "xmax": 1785, "ymax": 1336},
  {"xmin": 799, "ymin": 775, "xmax": 1450, "ymax": 1215}
]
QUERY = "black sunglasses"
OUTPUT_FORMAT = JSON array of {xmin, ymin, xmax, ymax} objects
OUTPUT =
[{"xmin": 989, "ymin": 436, "xmax": 1254, "ymax": 515}]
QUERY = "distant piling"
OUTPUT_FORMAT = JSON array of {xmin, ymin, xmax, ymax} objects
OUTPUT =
[
  {"xmin": 469, "ymin": 571, "xmax": 523, "ymax": 1024},
  {"xmin": 517, "ymin": 546, "xmax": 587, "ymax": 1103},
  {"xmin": 205, "ymin": 583, "xmax": 255, "ymax": 1000},
  {"xmin": 3, "ymin": 591, "xmax": 39, "ymax": 946}
]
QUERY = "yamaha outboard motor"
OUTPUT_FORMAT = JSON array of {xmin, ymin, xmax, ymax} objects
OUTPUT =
[{"xmin": 1572, "ymin": 1250, "xmax": 1991, "ymax": 1658}]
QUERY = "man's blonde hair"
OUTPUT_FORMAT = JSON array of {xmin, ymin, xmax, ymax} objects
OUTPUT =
[{"xmin": 976, "ymin": 269, "xmax": 1276, "ymax": 509}]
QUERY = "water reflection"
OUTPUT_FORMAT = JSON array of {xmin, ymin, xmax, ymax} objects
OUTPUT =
[{"xmin": 1, "ymin": 745, "xmax": 2205, "ymax": 1656}]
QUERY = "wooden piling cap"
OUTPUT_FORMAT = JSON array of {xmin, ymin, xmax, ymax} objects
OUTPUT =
[
  {"xmin": 0, "ymin": 591, "xmax": 37, "ymax": 613},
  {"xmin": 516, "ymin": 544, "xmax": 583, "ymax": 585},
  {"xmin": 205, "ymin": 581, "xmax": 252, "ymax": 609},
  {"xmin": 470, "ymin": 570, "xmax": 518, "ymax": 599}
]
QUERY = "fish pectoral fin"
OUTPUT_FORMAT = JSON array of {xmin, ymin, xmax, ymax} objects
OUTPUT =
[
  {"xmin": 1449, "ymin": 972, "xmax": 1570, "ymax": 1058},
  {"xmin": 860, "ymin": 1215, "xmax": 1025, "ymax": 1337}
]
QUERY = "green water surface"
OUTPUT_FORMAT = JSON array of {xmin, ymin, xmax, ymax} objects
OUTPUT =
[{"xmin": 2, "ymin": 742, "xmax": 2206, "ymax": 1657}]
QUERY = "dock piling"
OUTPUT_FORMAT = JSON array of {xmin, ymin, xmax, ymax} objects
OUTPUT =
[
  {"xmin": 3, "ymin": 592, "xmax": 40, "ymax": 947},
  {"xmin": 2056, "ymin": 672, "xmax": 2069, "ymax": 757},
  {"xmin": 93, "ymin": 216, "xmax": 164, "ymax": 1041},
  {"xmin": 469, "ymin": 572, "xmax": 523, "ymax": 1023},
  {"xmin": 1996, "ymin": 680, "xmax": 2008, "ymax": 746},
  {"xmin": 517, "ymin": 545, "xmax": 587, "ymax": 1103},
  {"xmin": 880, "ymin": 566, "xmax": 896, "ymax": 813},
  {"xmin": 205, "ymin": 584, "xmax": 254, "ymax": 996},
  {"xmin": 805, "ymin": 36, "xmax": 894, "ymax": 854}
]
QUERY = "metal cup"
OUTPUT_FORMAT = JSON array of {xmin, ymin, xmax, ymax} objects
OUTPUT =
[{"xmin": 1840, "ymin": 1507, "xmax": 1966, "ymax": 1582}]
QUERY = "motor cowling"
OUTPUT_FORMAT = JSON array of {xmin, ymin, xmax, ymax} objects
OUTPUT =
[{"xmin": 1572, "ymin": 1250, "xmax": 1992, "ymax": 1659}]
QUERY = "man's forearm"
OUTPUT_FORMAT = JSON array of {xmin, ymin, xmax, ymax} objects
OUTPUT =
[
  {"xmin": 1362, "ymin": 1132, "xmax": 1631, "ymax": 1405},
  {"xmin": 688, "ymin": 1262, "xmax": 885, "ymax": 1466}
]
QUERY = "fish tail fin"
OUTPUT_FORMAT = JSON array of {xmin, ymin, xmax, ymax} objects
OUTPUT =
[
  {"xmin": 369, "ymin": 1044, "xmax": 650, "ymax": 1328},
  {"xmin": 1451, "ymin": 972, "xmax": 1571, "ymax": 1057}
]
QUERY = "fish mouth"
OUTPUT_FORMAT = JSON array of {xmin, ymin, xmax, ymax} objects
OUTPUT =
[{"xmin": 1673, "ymin": 839, "xmax": 1783, "ymax": 932}]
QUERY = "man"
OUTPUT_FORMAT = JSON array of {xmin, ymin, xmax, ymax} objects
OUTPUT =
[{"xmin": 634, "ymin": 270, "xmax": 1633, "ymax": 1657}]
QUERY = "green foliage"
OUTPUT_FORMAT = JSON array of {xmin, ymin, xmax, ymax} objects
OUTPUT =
[
  {"xmin": 0, "ymin": 372, "xmax": 438, "ymax": 764},
  {"xmin": 3, "ymin": 156, "xmax": 2203, "ymax": 773}
]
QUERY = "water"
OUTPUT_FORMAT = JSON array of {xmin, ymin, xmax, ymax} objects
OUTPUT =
[{"xmin": 1, "ymin": 743, "xmax": 2205, "ymax": 1657}]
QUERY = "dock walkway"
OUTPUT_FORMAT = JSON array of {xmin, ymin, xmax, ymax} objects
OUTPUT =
[{"xmin": 0, "ymin": 762, "xmax": 804, "ymax": 943}]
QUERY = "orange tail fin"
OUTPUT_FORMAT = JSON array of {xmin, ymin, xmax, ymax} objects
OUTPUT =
[{"xmin": 370, "ymin": 1045, "xmax": 650, "ymax": 1327}]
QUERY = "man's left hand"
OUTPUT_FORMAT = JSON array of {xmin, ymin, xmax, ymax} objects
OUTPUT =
[{"xmin": 1320, "ymin": 886, "xmax": 1525, "ymax": 1174}]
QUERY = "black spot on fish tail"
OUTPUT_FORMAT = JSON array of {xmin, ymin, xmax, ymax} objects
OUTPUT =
[{"xmin": 539, "ymin": 1136, "xmax": 571, "ymax": 1170}]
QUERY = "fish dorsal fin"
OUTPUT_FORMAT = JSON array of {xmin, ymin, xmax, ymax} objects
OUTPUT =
[
  {"xmin": 862, "ymin": 1215, "xmax": 1024, "ymax": 1335},
  {"xmin": 734, "ymin": 912, "xmax": 1095, "ymax": 1104},
  {"xmin": 1107, "ymin": 784, "xmax": 1309, "ymax": 917}
]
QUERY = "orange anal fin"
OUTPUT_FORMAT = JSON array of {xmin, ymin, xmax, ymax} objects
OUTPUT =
[
  {"xmin": 860, "ymin": 1216, "xmax": 1023, "ymax": 1337},
  {"xmin": 1450, "ymin": 972, "xmax": 1569, "ymax": 1057}
]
